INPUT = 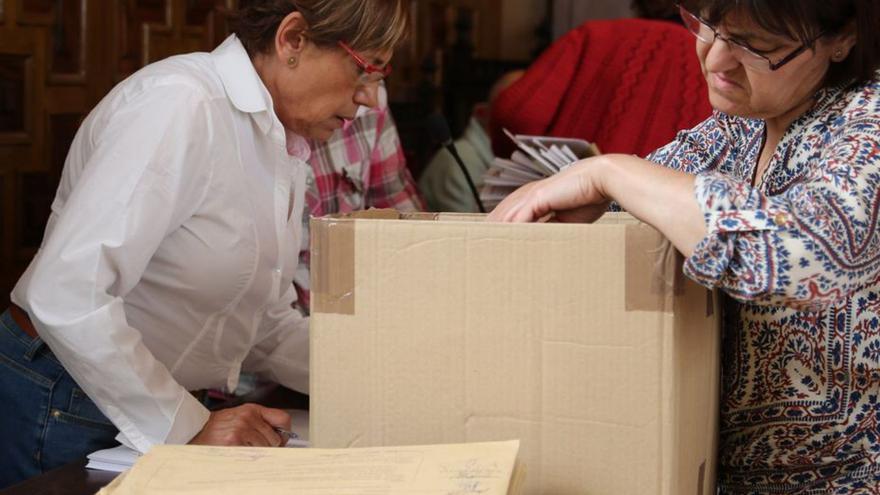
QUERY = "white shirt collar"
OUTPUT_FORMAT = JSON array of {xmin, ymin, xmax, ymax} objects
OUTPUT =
[
  {"xmin": 211, "ymin": 35, "xmax": 275, "ymax": 134},
  {"xmin": 212, "ymin": 35, "xmax": 312, "ymax": 161}
]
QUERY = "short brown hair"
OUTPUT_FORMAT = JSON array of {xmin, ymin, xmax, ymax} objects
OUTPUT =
[
  {"xmin": 684, "ymin": 0, "xmax": 880, "ymax": 87},
  {"xmin": 232, "ymin": 0, "xmax": 410, "ymax": 56}
]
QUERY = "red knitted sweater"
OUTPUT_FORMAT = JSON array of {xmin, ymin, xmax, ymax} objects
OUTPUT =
[{"xmin": 491, "ymin": 18, "xmax": 712, "ymax": 158}]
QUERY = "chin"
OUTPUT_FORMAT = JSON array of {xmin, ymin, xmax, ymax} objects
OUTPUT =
[
  {"xmin": 708, "ymin": 92, "xmax": 746, "ymax": 117},
  {"xmin": 306, "ymin": 128, "xmax": 336, "ymax": 142},
  {"xmin": 299, "ymin": 119, "xmax": 344, "ymax": 141}
]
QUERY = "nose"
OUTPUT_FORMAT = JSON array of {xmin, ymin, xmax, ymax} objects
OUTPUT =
[
  {"xmin": 702, "ymin": 36, "xmax": 740, "ymax": 73},
  {"xmin": 353, "ymin": 82, "xmax": 380, "ymax": 109}
]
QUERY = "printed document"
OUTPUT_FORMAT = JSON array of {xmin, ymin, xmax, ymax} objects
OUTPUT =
[{"xmin": 97, "ymin": 440, "xmax": 521, "ymax": 495}]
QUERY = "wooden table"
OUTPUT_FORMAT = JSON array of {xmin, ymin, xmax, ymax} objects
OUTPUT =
[
  {"xmin": 0, "ymin": 385, "xmax": 309, "ymax": 495},
  {"xmin": 1, "ymin": 460, "xmax": 118, "ymax": 495}
]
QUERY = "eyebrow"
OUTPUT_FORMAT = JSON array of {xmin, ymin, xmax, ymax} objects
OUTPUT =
[{"xmin": 723, "ymin": 27, "xmax": 783, "ymax": 45}]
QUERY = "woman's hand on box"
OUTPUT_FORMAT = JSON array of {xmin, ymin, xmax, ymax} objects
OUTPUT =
[{"xmin": 487, "ymin": 157, "xmax": 612, "ymax": 224}]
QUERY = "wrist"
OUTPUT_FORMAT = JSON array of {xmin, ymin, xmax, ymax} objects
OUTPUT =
[{"xmin": 591, "ymin": 154, "xmax": 622, "ymax": 202}]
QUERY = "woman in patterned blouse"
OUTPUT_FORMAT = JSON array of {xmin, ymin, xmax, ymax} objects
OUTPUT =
[{"xmin": 490, "ymin": 0, "xmax": 880, "ymax": 493}]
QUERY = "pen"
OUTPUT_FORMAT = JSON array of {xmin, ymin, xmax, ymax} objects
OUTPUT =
[
  {"xmin": 273, "ymin": 426, "xmax": 299, "ymax": 440},
  {"xmin": 273, "ymin": 426, "xmax": 310, "ymax": 447}
]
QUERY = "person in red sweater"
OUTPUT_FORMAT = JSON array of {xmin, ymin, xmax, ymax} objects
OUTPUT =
[{"xmin": 490, "ymin": 17, "xmax": 712, "ymax": 159}]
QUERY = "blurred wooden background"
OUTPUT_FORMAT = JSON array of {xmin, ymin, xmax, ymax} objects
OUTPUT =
[{"xmin": 0, "ymin": 0, "xmax": 566, "ymax": 299}]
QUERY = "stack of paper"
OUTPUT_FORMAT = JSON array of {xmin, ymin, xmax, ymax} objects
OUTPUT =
[
  {"xmin": 87, "ymin": 436, "xmax": 308, "ymax": 473},
  {"xmin": 87, "ymin": 409, "xmax": 311, "ymax": 473},
  {"xmin": 97, "ymin": 440, "xmax": 523, "ymax": 495},
  {"xmin": 86, "ymin": 445, "xmax": 141, "ymax": 473},
  {"xmin": 480, "ymin": 130, "xmax": 599, "ymax": 210}
]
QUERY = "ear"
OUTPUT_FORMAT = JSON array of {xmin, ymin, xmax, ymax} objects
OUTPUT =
[
  {"xmin": 831, "ymin": 20, "xmax": 857, "ymax": 62},
  {"xmin": 274, "ymin": 11, "xmax": 309, "ymax": 64}
]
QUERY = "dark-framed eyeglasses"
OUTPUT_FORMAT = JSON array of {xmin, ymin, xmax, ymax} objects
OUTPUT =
[
  {"xmin": 677, "ymin": 4, "xmax": 824, "ymax": 72},
  {"xmin": 337, "ymin": 41, "xmax": 392, "ymax": 84}
]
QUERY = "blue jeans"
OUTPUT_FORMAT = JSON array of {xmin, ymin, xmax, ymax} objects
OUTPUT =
[{"xmin": 0, "ymin": 308, "xmax": 118, "ymax": 489}]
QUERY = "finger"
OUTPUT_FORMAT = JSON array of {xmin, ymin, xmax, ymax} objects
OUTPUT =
[
  {"xmin": 204, "ymin": 425, "xmax": 266, "ymax": 447},
  {"xmin": 254, "ymin": 406, "xmax": 291, "ymax": 447},
  {"xmin": 514, "ymin": 199, "xmax": 546, "ymax": 223},
  {"xmin": 239, "ymin": 428, "xmax": 273, "ymax": 447},
  {"xmin": 554, "ymin": 204, "xmax": 609, "ymax": 224},
  {"xmin": 235, "ymin": 406, "xmax": 284, "ymax": 447},
  {"xmin": 247, "ymin": 417, "xmax": 284, "ymax": 447},
  {"xmin": 216, "ymin": 405, "xmax": 279, "ymax": 447},
  {"xmin": 258, "ymin": 406, "xmax": 293, "ymax": 430},
  {"xmin": 508, "ymin": 191, "xmax": 546, "ymax": 223},
  {"xmin": 491, "ymin": 189, "xmax": 531, "ymax": 223},
  {"xmin": 488, "ymin": 182, "xmax": 538, "ymax": 222},
  {"xmin": 487, "ymin": 197, "xmax": 514, "ymax": 222}
]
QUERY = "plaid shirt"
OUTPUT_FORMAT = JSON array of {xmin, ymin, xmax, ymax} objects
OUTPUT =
[{"xmin": 293, "ymin": 104, "xmax": 424, "ymax": 313}]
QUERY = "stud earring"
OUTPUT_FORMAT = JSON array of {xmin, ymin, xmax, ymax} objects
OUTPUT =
[
  {"xmin": 287, "ymin": 56, "xmax": 298, "ymax": 68},
  {"xmin": 833, "ymin": 49, "xmax": 845, "ymax": 61}
]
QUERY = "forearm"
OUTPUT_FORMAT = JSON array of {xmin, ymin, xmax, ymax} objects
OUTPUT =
[
  {"xmin": 598, "ymin": 154, "xmax": 706, "ymax": 257},
  {"xmin": 244, "ymin": 285, "xmax": 310, "ymax": 394},
  {"xmin": 28, "ymin": 297, "xmax": 210, "ymax": 451}
]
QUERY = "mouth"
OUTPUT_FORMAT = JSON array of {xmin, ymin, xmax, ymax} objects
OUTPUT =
[{"xmin": 710, "ymin": 72, "xmax": 743, "ymax": 92}]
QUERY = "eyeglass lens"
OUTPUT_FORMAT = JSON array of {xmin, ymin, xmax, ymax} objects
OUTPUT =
[{"xmin": 678, "ymin": 6, "xmax": 774, "ymax": 72}]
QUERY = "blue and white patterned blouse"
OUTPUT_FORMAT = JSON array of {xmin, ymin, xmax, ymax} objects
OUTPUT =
[{"xmin": 648, "ymin": 72, "xmax": 880, "ymax": 495}]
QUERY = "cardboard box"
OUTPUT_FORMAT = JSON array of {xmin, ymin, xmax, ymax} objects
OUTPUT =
[{"xmin": 309, "ymin": 211, "xmax": 719, "ymax": 495}]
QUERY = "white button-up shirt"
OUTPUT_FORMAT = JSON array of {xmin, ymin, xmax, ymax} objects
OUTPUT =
[{"xmin": 12, "ymin": 35, "xmax": 310, "ymax": 453}]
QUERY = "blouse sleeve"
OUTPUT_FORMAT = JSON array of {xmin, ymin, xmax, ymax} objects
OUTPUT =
[
  {"xmin": 683, "ymin": 114, "xmax": 880, "ymax": 310},
  {"xmin": 647, "ymin": 111, "xmax": 736, "ymax": 175},
  {"xmin": 20, "ymin": 83, "xmax": 216, "ymax": 452}
]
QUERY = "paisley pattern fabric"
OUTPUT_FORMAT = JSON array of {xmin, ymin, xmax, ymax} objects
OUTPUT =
[{"xmin": 648, "ymin": 73, "xmax": 880, "ymax": 494}]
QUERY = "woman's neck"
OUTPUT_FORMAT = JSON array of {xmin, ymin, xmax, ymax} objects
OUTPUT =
[
  {"xmin": 764, "ymin": 90, "xmax": 819, "ymax": 140},
  {"xmin": 754, "ymin": 92, "xmax": 820, "ymax": 186},
  {"xmin": 756, "ymin": 113, "xmax": 798, "ymax": 186}
]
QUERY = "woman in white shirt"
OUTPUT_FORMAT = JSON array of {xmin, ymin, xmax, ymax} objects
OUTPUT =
[{"xmin": 0, "ymin": 0, "xmax": 408, "ymax": 487}]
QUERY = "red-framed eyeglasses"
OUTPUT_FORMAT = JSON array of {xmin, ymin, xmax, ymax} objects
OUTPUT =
[{"xmin": 338, "ymin": 41, "xmax": 392, "ymax": 83}]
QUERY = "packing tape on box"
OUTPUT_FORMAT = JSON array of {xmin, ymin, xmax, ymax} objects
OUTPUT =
[
  {"xmin": 311, "ymin": 210, "xmax": 402, "ymax": 315},
  {"xmin": 312, "ymin": 213, "xmax": 692, "ymax": 316},
  {"xmin": 624, "ymin": 223, "xmax": 684, "ymax": 313},
  {"xmin": 311, "ymin": 217, "xmax": 357, "ymax": 315},
  {"xmin": 310, "ymin": 210, "xmax": 484, "ymax": 315}
]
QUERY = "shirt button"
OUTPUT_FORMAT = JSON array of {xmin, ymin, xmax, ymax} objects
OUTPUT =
[
  {"xmin": 773, "ymin": 213, "xmax": 789, "ymax": 226},
  {"xmin": 51, "ymin": 409, "xmax": 61, "ymax": 418},
  {"xmin": 274, "ymin": 268, "xmax": 282, "ymax": 274}
]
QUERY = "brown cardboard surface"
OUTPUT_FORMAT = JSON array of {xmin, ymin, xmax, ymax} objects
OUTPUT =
[
  {"xmin": 624, "ymin": 224, "xmax": 684, "ymax": 313},
  {"xmin": 310, "ymin": 212, "xmax": 719, "ymax": 495}
]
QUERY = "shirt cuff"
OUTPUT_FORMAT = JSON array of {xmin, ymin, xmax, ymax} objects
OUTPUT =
[
  {"xmin": 683, "ymin": 172, "xmax": 788, "ymax": 287},
  {"xmin": 115, "ymin": 390, "xmax": 210, "ymax": 452},
  {"xmin": 165, "ymin": 391, "xmax": 212, "ymax": 444}
]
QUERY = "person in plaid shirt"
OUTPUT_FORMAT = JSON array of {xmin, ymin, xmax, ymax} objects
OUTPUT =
[{"xmin": 293, "ymin": 85, "xmax": 424, "ymax": 314}]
